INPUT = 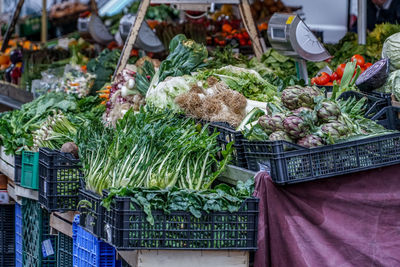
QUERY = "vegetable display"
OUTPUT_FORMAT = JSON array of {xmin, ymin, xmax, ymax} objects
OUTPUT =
[
  {"xmin": 2, "ymin": 27, "xmax": 400, "ymax": 237},
  {"xmin": 241, "ymin": 85, "xmax": 391, "ymax": 147},
  {"xmin": 77, "ymin": 107, "xmax": 232, "ymax": 195},
  {"xmin": 325, "ymin": 23, "xmax": 400, "ymax": 68},
  {"xmin": 311, "ymin": 54, "xmax": 372, "ymax": 87}
]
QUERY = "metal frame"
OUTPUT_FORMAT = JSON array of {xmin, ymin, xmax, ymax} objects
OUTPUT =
[{"xmin": 151, "ymin": 0, "xmax": 241, "ymax": 4}]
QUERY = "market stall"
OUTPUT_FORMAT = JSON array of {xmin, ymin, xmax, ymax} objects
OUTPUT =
[{"xmin": 1, "ymin": 0, "xmax": 400, "ymax": 266}]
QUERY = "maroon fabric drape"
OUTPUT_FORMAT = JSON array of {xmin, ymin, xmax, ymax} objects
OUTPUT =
[{"xmin": 253, "ymin": 165, "xmax": 400, "ymax": 267}]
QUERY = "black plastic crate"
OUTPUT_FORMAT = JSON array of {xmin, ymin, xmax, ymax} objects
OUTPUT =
[
  {"xmin": 103, "ymin": 197, "xmax": 259, "ymax": 250},
  {"xmin": 57, "ymin": 232, "xmax": 73, "ymax": 267},
  {"xmin": 14, "ymin": 155, "xmax": 22, "ymax": 184},
  {"xmin": 338, "ymin": 91, "xmax": 389, "ymax": 119},
  {"xmin": 244, "ymin": 132, "xmax": 400, "ymax": 185},
  {"xmin": 208, "ymin": 122, "xmax": 247, "ymax": 168},
  {"xmin": 78, "ymin": 181, "xmax": 104, "ymax": 239},
  {"xmin": 39, "ymin": 148, "xmax": 81, "ymax": 212},
  {"xmin": 371, "ymin": 106, "xmax": 400, "ymax": 130},
  {"xmin": 365, "ymin": 91, "xmax": 392, "ymax": 106},
  {"xmin": 0, "ymin": 204, "xmax": 15, "ymax": 267}
]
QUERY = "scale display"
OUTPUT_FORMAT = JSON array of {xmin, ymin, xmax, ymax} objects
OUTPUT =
[
  {"xmin": 267, "ymin": 13, "xmax": 330, "ymax": 83},
  {"xmin": 272, "ymin": 28, "xmax": 285, "ymax": 39}
]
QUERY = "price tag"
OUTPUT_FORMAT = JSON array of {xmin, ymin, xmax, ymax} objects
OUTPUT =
[
  {"xmin": 286, "ymin": 15, "xmax": 295, "ymax": 25},
  {"xmin": 42, "ymin": 239, "xmax": 54, "ymax": 258}
]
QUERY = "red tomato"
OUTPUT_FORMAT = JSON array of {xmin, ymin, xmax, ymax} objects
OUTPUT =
[
  {"xmin": 314, "ymin": 77, "xmax": 324, "ymax": 85},
  {"xmin": 325, "ymin": 82, "xmax": 333, "ymax": 86},
  {"xmin": 319, "ymin": 72, "xmax": 331, "ymax": 85},
  {"xmin": 364, "ymin": 62, "xmax": 373, "ymax": 69},
  {"xmin": 242, "ymin": 31, "xmax": 249, "ymax": 39},
  {"xmin": 336, "ymin": 63, "xmax": 346, "ymax": 78},
  {"xmin": 331, "ymin": 72, "xmax": 340, "ymax": 81},
  {"xmin": 311, "ymin": 78, "xmax": 317, "ymax": 85},
  {"xmin": 239, "ymin": 39, "xmax": 247, "ymax": 46},
  {"xmin": 351, "ymin": 54, "xmax": 365, "ymax": 67}
]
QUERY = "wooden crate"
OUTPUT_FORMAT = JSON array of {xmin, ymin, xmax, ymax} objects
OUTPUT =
[
  {"xmin": 49, "ymin": 211, "xmax": 78, "ymax": 237},
  {"xmin": 118, "ymin": 250, "xmax": 249, "ymax": 267},
  {"xmin": 7, "ymin": 179, "xmax": 20, "ymax": 204},
  {"xmin": 0, "ymin": 146, "xmax": 15, "ymax": 181},
  {"xmin": 14, "ymin": 184, "xmax": 38, "ymax": 201}
]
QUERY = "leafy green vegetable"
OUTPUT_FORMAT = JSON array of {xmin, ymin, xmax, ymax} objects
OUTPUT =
[
  {"xmin": 382, "ymin": 32, "xmax": 400, "ymax": 71},
  {"xmin": 326, "ymin": 23, "xmax": 400, "ymax": 68},
  {"xmin": 197, "ymin": 65, "xmax": 277, "ymax": 102},
  {"xmin": 0, "ymin": 92, "xmax": 102, "ymax": 155},
  {"xmin": 206, "ymin": 45, "xmax": 248, "ymax": 69},
  {"xmin": 77, "ymin": 107, "xmax": 232, "ymax": 195},
  {"xmin": 146, "ymin": 76, "xmax": 194, "ymax": 110},
  {"xmin": 383, "ymin": 69, "xmax": 400, "ymax": 101},
  {"xmin": 102, "ymin": 179, "xmax": 254, "ymax": 225},
  {"xmin": 330, "ymin": 61, "xmax": 361, "ymax": 100},
  {"xmin": 151, "ymin": 34, "xmax": 208, "ymax": 86},
  {"xmin": 135, "ymin": 60, "xmax": 155, "ymax": 96},
  {"xmin": 129, "ymin": 1, "xmax": 179, "ymax": 21},
  {"xmin": 87, "ymin": 49, "xmax": 121, "ymax": 94},
  {"xmin": 253, "ymin": 48, "xmax": 327, "ymax": 78}
]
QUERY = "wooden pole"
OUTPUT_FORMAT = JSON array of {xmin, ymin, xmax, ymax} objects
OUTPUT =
[
  {"xmin": 41, "ymin": 0, "xmax": 47, "ymax": 44},
  {"xmin": 1, "ymin": 0, "xmax": 25, "ymax": 52},
  {"xmin": 90, "ymin": 0, "xmax": 99, "ymax": 15},
  {"xmin": 238, "ymin": 0, "xmax": 264, "ymax": 59},
  {"xmin": 113, "ymin": 0, "xmax": 150, "ymax": 80}
]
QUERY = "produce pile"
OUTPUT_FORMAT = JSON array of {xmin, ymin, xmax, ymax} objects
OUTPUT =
[
  {"xmin": 311, "ymin": 54, "xmax": 372, "ymax": 87},
  {"xmin": 2, "ymin": 27, "xmax": 400, "ymax": 226},
  {"xmin": 380, "ymin": 32, "xmax": 400, "ymax": 101},
  {"xmin": 77, "ymin": 108, "xmax": 231, "ymax": 195},
  {"xmin": 241, "ymin": 85, "xmax": 391, "ymax": 147},
  {"xmin": 325, "ymin": 23, "xmax": 400, "ymax": 68},
  {"xmin": 0, "ymin": 93, "xmax": 103, "ymax": 154}
]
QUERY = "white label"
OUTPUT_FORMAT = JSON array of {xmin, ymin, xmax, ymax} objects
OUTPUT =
[{"xmin": 42, "ymin": 239, "xmax": 54, "ymax": 258}]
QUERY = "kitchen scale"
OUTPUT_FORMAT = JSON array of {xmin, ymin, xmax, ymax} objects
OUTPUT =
[
  {"xmin": 78, "ymin": 14, "xmax": 115, "ymax": 45},
  {"xmin": 118, "ymin": 14, "xmax": 164, "ymax": 53},
  {"xmin": 267, "ymin": 13, "xmax": 330, "ymax": 83}
]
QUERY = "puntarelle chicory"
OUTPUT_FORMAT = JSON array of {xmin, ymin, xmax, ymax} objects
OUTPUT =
[{"xmin": 77, "ymin": 107, "xmax": 232, "ymax": 195}]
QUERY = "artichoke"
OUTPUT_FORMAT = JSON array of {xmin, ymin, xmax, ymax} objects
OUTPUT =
[
  {"xmin": 321, "ymin": 121, "xmax": 349, "ymax": 138},
  {"xmin": 283, "ymin": 115, "xmax": 310, "ymax": 138},
  {"xmin": 297, "ymin": 134, "xmax": 324, "ymax": 148},
  {"xmin": 292, "ymin": 107, "xmax": 318, "ymax": 123},
  {"xmin": 269, "ymin": 131, "xmax": 293, "ymax": 142},
  {"xmin": 258, "ymin": 113, "xmax": 285, "ymax": 133},
  {"xmin": 281, "ymin": 86, "xmax": 321, "ymax": 110},
  {"xmin": 317, "ymin": 101, "xmax": 341, "ymax": 122}
]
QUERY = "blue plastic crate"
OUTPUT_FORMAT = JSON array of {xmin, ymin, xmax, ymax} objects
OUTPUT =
[
  {"xmin": 0, "ymin": 204, "xmax": 15, "ymax": 266},
  {"xmin": 72, "ymin": 215, "xmax": 117, "ymax": 267},
  {"xmin": 15, "ymin": 203, "xmax": 22, "ymax": 267}
]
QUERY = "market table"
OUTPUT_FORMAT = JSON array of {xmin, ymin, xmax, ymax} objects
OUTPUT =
[{"xmin": 253, "ymin": 164, "xmax": 400, "ymax": 267}]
